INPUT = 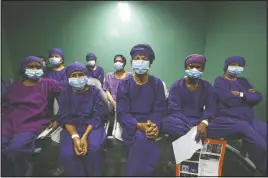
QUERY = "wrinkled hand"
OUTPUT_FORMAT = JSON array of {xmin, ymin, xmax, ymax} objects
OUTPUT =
[
  {"xmin": 248, "ymin": 88, "xmax": 256, "ymax": 93},
  {"xmin": 48, "ymin": 121, "xmax": 59, "ymax": 129},
  {"xmin": 73, "ymin": 138, "xmax": 83, "ymax": 156},
  {"xmin": 195, "ymin": 122, "xmax": 207, "ymax": 144},
  {"xmin": 231, "ymin": 91, "xmax": 240, "ymax": 96},
  {"xmin": 80, "ymin": 136, "xmax": 88, "ymax": 155}
]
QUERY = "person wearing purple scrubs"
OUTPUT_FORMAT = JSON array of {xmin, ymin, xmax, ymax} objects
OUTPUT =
[
  {"xmin": 206, "ymin": 56, "xmax": 267, "ymax": 175},
  {"xmin": 45, "ymin": 48, "xmax": 67, "ymax": 85},
  {"xmin": 161, "ymin": 54, "xmax": 215, "ymax": 143},
  {"xmin": 57, "ymin": 62, "xmax": 106, "ymax": 176},
  {"xmin": 1, "ymin": 56, "xmax": 62, "ymax": 176},
  {"xmin": 116, "ymin": 44, "xmax": 167, "ymax": 176},
  {"xmin": 103, "ymin": 54, "xmax": 132, "ymax": 113},
  {"xmin": 85, "ymin": 53, "xmax": 105, "ymax": 85}
]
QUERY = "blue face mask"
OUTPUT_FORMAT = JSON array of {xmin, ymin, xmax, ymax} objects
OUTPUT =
[
  {"xmin": 25, "ymin": 69, "xmax": 44, "ymax": 80},
  {"xmin": 114, "ymin": 62, "xmax": 124, "ymax": 71},
  {"xmin": 49, "ymin": 57, "xmax": 62, "ymax": 66},
  {"xmin": 68, "ymin": 76, "xmax": 88, "ymax": 90},
  {"xmin": 227, "ymin": 66, "xmax": 244, "ymax": 76},
  {"xmin": 185, "ymin": 68, "xmax": 203, "ymax": 79},
  {"xmin": 132, "ymin": 60, "xmax": 150, "ymax": 74}
]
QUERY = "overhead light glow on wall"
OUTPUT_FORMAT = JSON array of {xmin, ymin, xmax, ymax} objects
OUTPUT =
[{"xmin": 117, "ymin": 2, "xmax": 131, "ymax": 22}]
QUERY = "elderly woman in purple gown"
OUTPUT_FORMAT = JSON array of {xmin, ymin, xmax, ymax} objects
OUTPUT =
[
  {"xmin": 103, "ymin": 54, "xmax": 132, "ymax": 113},
  {"xmin": 116, "ymin": 44, "xmax": 167, "ymax": 176},
  {"xmin": 45, "ymin": 48, "xmax": 67, "ymax": 84},
  {"xmin": 207, "ymin": 56, "xmax": 267, "ymax": 175},
  {"xmin": 56, "ymin": 62, "xmax": 106, "ymax": 176},
  {"xmin": 1, "ymin": 56, "xmax": 62, "ymax": 176},
  {"xmin": 85, "ymin": 53, "xmax": 105, "ymax": 85}
]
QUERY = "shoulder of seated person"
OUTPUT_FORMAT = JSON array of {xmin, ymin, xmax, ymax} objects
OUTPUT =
[
  {"xmin": 106, "ymin": 72, "xmax": 114, "ymax": 77},
  {"xmin": 40, "ymin": 78, "xmax": 58, "ymax": 83},
  {"xmin": 215, "ymin": 76, "xmax": 226, "ymax": 81},
  {"xmin": 237, "ymin": 76, "xmax": 247, "ymax": 82},
  {"xmin": 201, "ymin": 79, "xmax": 213, "ymax": 87}
]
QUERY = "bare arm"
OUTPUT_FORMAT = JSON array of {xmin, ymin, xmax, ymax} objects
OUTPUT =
[
  {"xmin": 82, "ymin": 125, "xmax": 93, "ymax": 138},
  {"xmin": 106, "ymin": 90, "xmax": 116, "ymax": 108},
  {"xmin": 65, "ymin": 124, "xmax": 78, "ymax": 137}
]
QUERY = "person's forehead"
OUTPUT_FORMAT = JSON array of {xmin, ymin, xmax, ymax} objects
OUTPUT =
[
  {"xmin": 133, "ymin": 55, "xmax": 148, "ymax": 60},
  {"xmin": 188, "ymin": 63, "xmax": 202, "ymax": 66},
  {"xmin": 27, "ymin": 61, "xmax": 40, "ymax": 65},
  {"xmin": 51, "ymin": 54, "xmax": 60, "ymax": 57},
  {"xmin": 71, "ymin": 71, "xmax": 84, "ymax": 74},
  {"xmin": 115, "ymin": 57, "xmax": 123, "ymax": 61},
  {"xmin": 229, "ymin": 63, "xmax": 240, "ymax": 65}
]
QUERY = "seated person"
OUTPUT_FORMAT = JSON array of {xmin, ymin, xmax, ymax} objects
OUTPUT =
[
  {"xmin": 1, "ymin": 56, "xmax": 62, "ymax": 176},
  {"xmin": 116, "ymin": 44, "xmax": 167, "ymax": 176},
  {"xmin": 37, "ymin": 56, "xmax": 47, "ymax": 67},
  {"xmin": 207, "ymin": 56, "xmax": 267, "ymax": 175},
  {"xmin": 85, "ymin": 53, "xmax": 104, "ymax": 85},
  {"xmin": 57, "ymin": 62, "xmax": 106, "ymax": 176},
  {"xmin": 161, "ymin": 54, "xmax": 214, "ymax": 143},
  {"xmin": 45, "ymin": 48, "xmax": 67, "ymax": 85},
  {"xmin": 103, "ymin": 54, "xmax": 132, "ymax": 114},
  {"xmin": 1, "ymin": 77, "xmax": 12, "ymax": 96}
]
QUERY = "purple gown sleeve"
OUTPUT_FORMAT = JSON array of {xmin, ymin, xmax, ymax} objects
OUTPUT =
[
  {"xmin": 102, "ymin": 74, "xmax": 110, "ymax": 91},
  {"xmin": 99, "ymin": 67, "xmax": 105, "ymax": 85},
  {"xmin": 202, "ymin": 82, "xmax": 216, "ymax": 120},
  {"xmin": 146, "ymin": 79, "xmax": 167, "ymax": 128},
  {"xmin": 214, "ymin": 76, "xmax": 242, "ymax": 106},
  {"xmin": 84, "ymin": 88, "xmax": 105, "ymax": 128},
  {"xmin": 56, "ymin": 88, "xmax": 72, "ymax": 126},
  {"xmin": 116, "ymin": 80, "xmax": 138, "ymax": 135},
  {"xmin": 168, "ymin": 81, "xmax": 185, "ymax": 119},
  {"xmin": 240, "ymin": 78, "xmax": 262, "ymax": 105},
  {"xmin": 49, "ymin": 79, "xmax": 63, "ymax": 99}
]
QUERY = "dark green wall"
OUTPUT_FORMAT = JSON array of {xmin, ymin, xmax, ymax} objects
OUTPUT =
[
  {"xmin": 1, "ymin": 1, "xmax": 266, "ymax": 120},
  {"xmin": 204, "ymin": 1, "xmax": 267, "ymax": 120}
]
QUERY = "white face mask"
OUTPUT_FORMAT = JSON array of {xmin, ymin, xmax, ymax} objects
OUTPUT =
[
  {"xmin": 49, "ymin": 57, "xmax": 62, "ymax": 66},
  {"xmin": 132, "ymin": 60, "xmax": 150, "ymax": 74},
  {"xmin": 227, "ymin": 66, "xmax": 244, "ymax": 76},
  {"xmin": 87, "ymin": 60, "xmax": 96, "ymax": 67},
  {"xmin": 114, "ymin": 62, "xmax": 124, "ymax": 71}
]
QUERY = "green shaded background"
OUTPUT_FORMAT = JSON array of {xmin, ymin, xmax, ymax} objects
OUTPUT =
[{"xmin": 1, "ymin": 1, "xmax": 266, "ymax": 120}]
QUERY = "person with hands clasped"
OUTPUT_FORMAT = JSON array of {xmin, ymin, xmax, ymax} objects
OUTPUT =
[
  {"xmin": 57, "ymin": 62, "xmax": 106, "ymax": 176},
  {"xmin": 116, "ymin": 44, "xmax": 167, "ymax": 176}
]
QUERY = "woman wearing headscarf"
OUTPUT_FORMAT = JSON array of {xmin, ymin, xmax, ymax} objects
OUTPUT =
[
  {"xmin": 57, "ymin": 62, "xmax": 106, "ymax": 176},
  {"xmin": 206, "ymin": 56, "xmax": 267, "ymax": 175},
  {"xmin": 45, "ymin": 48, "xmax": 67, "ymax": 85},
  {"xmin": 1, "ymin": 56, "xmax": 62, "ymax": 176},
  {"xmin": 103, "ymin": 54, "xmax": 132, "ymax": 113},
  {"xmin": 85, "ymin": 53, "xmax": 105, "ymax": 85},
  {"xmin": 161, "ymin": 54, "xmax": 215, "ymax": 143},
  {"xmin": 116, "ymin": 44, "xmax": 167, "ymax": 176}
]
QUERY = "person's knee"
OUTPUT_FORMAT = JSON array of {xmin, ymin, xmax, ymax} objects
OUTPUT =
[
  {"xmin": 88, "ymin": 142, "xmax": 104, "ymax": 153},
  {"xmin": 60, "ymin": 147, "xmax": 76, "ymax": 159}
]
